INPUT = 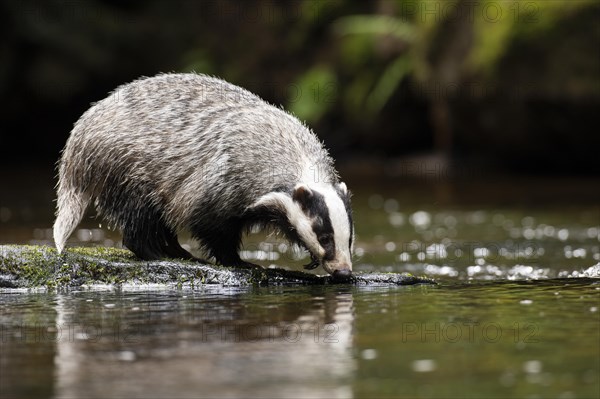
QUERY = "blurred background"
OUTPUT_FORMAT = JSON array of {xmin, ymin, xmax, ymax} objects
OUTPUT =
[
  {"xmin": 1, "ymin": 0, "xmax": 599, "ymax": 262},
  {"xmin": 2, "ymin": 0, "xmax": 599, "ymax": 172}
]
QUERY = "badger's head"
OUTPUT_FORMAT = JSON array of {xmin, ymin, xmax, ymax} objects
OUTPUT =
[{"xmin": 249, "ymin": 182, "xmax": 354, "ymax": 280}]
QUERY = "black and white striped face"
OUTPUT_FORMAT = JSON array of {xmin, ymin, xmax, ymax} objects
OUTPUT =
[
  {"xmin": 290, "ymin": 183, "xmax": 353, "ymax": 276},
  {"xmin": 250, "ymin": 182, "xmax": 354, "ymax": 276}
]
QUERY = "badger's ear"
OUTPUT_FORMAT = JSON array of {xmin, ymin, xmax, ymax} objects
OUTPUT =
[
  {"xmin": 292, "ymin": 184, "xmax": 313, "ymax": 205},
  {"xmin": 338, "ymin": 182, "xmax": 348, "ymax": 195},
  {"xmin": 248, "ymin": 192, "xmax": 290, "ymax": 214}
]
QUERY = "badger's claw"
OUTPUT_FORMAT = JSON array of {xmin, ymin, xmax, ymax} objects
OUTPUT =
[
  {"xmin": 303, "ymin": 254, "xmax": 320, "ymax": 270},
  {"xmin": 303, "ymin": 261, "xmax": 319, "ymax": 270}
]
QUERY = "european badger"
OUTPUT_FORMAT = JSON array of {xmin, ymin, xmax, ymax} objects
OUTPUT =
[{"xmin": 53, "ymin": 73, "xmax": 354, "ymax": 278}]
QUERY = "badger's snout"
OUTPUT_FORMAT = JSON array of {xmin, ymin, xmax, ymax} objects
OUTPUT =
[
  {"xmin": 322, "ymin": 258, "xmax": 353, "ymax": 278},
  {"xmin": 331, "ymin": 268, "xmax": 353, "ymax": 281}
]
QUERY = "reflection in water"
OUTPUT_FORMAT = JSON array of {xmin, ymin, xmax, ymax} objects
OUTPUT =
[
  {"xmin": 1, "ymin": 281, "xmax": 599, "ymax": 398},
  {"xmin": 2, "ymin": 287, "xmax": 356, "ymax": 399},
  {"xmin": 0, "ymin": 293, "xmax": 58, "ymax": 398}
]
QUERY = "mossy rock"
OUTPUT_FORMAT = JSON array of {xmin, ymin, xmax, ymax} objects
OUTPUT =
[{"xmin": 0, "ymin": 245, "xmax": 435, "ymax": 289}]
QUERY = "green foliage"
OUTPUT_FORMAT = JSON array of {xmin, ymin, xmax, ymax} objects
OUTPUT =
[
  {"xmin": 333, "ymin": 13, "xmax": 416, "ymax": 118},
  {"xmin": 366, "ymin": 55, "xmax": 412, "ymax": 114},
  {"xmin": 287, "ymin": 65, "xmax": 337, "ymax": 123},
  {"xmin": 469, "ymin": 0, "xmax": 598, "ymax": 76},
  {"xmin": 333, "ymin": 14, "xmax": 416, "ymax": 41},
  {"xmin": 326, "ymin": 0, "xmax": 599, "ymax": 120}
]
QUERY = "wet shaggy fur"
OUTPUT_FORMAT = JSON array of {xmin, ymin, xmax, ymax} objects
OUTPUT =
[{"xmin": 54, "ymin": 73, "xmax": 351, "ymax": 267}]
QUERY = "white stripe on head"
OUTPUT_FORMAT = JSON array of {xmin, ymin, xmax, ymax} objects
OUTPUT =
[
  {"xmin": 317, "ymin": 184, "xmax": 352, "ymax": 268},
  {"xmin": 249, "ymin": 191, "xmax": 324, "ymax": 258}
]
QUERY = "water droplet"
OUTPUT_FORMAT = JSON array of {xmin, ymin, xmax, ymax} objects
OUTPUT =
[
  {"xmin": 544, "ymin": 225, "xmax": 555, "ymax": 237},
  {"xmin": 523, "ymin": 360, "xmax": 542, "ymax": 374},
  {"xmin": 427, "ymin": 243, "xmax": 447, "ymax": 259},
  {"xmin": 523, "ymin": 228, "xmax": 535, "ymax": 240},
  {"xmin": 398, "ymin": 252, "xmax": 410, "ymax": 262},
  {"xmin": 558, "ymin": 229, "xmax": 569, "ymax": 241},
  {"xmin": 117, "ymin": 351, "xmax": 136, "ymax": 362},
  {"xmin": 412, "ymin": 359, "xmax": 437, "ymax": 373},
  {"xmin": 361, "ymin": 349, "xmax": 378, "ymax": 360},
  {"xmin": 474, "ymin": 247, "xmax": 490, "ymax": 258},
  {"xmin": 75, "ymin": 332, "xmax": 89, "ymax": 340},
  {"xmin": 388, "ymin": 212, "xmax": 405, "ymax": 227},
  {"xmin": 410, "ymin": 211, "xmax": 431, "ymax": 228},
  {"xmin": 521, "ymin": 216, "xmax": 535, "ymax": 227},
  {"xmin": 572, "ymin": 248, "xmax": 586, "ymax": 258}
]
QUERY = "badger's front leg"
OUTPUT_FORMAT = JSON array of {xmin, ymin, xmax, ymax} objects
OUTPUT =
[
  {"xmin": 192, "ymin": 219, "xmax": 262, "ymax": 269},
  {"xmin": 212, "ymin": 242, "xmax": 263, "ymax": 270},
  {"xmin": 122, "ymin": 205, "xmax": 195, "ymax": 261}
]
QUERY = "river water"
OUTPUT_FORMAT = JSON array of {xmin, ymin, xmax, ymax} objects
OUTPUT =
[{"xmin": 1, "ymin": 171, "xmax": 599, "ymax": 398}]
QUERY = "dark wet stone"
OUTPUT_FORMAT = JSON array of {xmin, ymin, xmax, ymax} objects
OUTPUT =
[{"xmin": 0, "ymin": 245, "xmax": 436, "ymax": 289}]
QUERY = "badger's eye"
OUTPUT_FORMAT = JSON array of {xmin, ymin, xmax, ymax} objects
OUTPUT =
[
  {"xmin": 318, "ymin": 234, "xmax": 335, "ymax": 261},
  {"xmin": 318, "ymin": 234, "xmax": 333, "ymax": 247}
]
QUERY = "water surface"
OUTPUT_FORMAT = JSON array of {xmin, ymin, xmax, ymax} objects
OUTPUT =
[
  {"xmin": 1, "ymin": 281, "xmax": 598, "ymax": 398},
  {"xmin": 1, "ymin": 173, "xmax": 599, "ymax": 398}
]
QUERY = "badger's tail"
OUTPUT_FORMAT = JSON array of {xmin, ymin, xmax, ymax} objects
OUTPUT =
[{"xmin": 53, "ymin": 183, "xmax": 91, "ymax": 254}]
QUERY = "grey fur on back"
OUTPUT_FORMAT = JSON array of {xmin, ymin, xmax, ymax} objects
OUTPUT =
[{"xmin": 54, "ymin": 73, "xmax": 339, "ymax": 258}]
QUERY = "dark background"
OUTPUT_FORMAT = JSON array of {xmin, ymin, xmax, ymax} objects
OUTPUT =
[{"xmin": 1, "ymin": 0, "xmax": 599, "ymax": 176}]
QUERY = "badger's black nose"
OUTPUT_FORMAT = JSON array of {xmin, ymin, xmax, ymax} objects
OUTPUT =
[{"xmin": 331, "ymin": 268, "xmax": 353, "ymax": 282}]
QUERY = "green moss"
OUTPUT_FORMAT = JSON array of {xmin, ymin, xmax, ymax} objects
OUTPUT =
[
  {"xmin": 0, "ymin": 245, "xmax": 54, "ymax": 286},
  {"xmin": 68, "ymin": 246, "xmax": 136, "ymax": 261}
]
